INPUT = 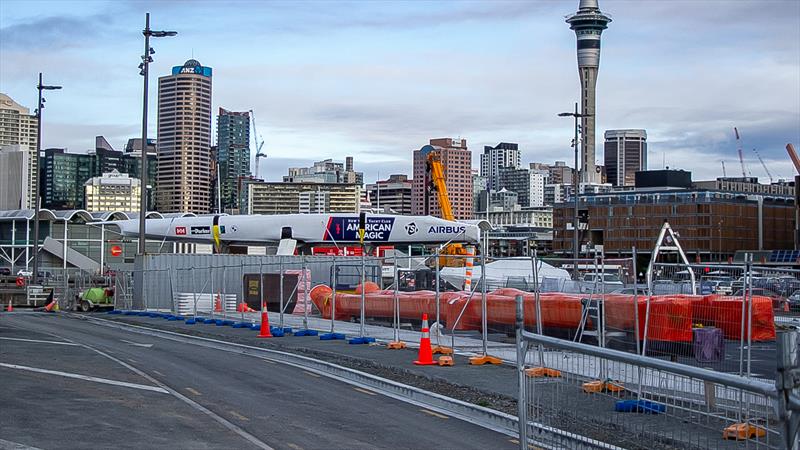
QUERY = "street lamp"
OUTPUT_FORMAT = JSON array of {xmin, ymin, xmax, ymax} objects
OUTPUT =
[
  {"xmin": 558, "ymin": 103, "xmax": 592, "ymax": 279},
  {"xmin": 137, "ymin": 13, "xmax": 176, "ymax": 256},
  {"xmin": 31, "ymin": 73, "xmax": 61, "ymax": 285}
]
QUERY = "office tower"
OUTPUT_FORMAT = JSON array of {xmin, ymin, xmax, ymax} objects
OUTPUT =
[
  {"xmin": 566, "ymin": 0, "xmax": 611, "ymax": 183},
  {"xmin": 0, "ymin": 93, "xmax": 38, "ymax": 208},
  {"xmin": 216, "ymin": 108, "xmax": 251, "ymax": 212},
  {"xmin": 84, "ymin": 170, "xmax": 141, "ymax": 212},
  {"xmin": 480, "ymin": 142, "xmax": 521, "ymax": 190},
  {"xmin": 40, "ymin": 148, "xmax": 95, "ymax": 209},
  {"xmin": 246, "ymin": 181, "xmax": 360, "ymax": 214},
  {"xmin": 156, "ymin": 59, "xmax": 213, "ymax": 213},
  {"xmin": 604, "ymin": 129, "xmax": 647, "ymax": 187},
  {"xmin": 367, "ymin": 174, "xmax": 413, "ymax": 215},
  {"xmin": 498, "ymin": 167, "xmax": 549, "ymax": 208},
  {"xmin": 412, "ymin": 138, "xmax": 473, "ymax": 220}
]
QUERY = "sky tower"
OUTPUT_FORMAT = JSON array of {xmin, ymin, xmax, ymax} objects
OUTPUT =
[{"xmin": 566, "ymin": 0, "xmax": 611, "ymax": 184}]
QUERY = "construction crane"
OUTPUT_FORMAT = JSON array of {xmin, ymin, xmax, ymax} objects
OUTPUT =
[
  {"xmin": 734, "ymin": 127, "xmax": 747, "ymax": 177},
  {"xmin": 787, "ymin": 143, "xmax": 800, "ymax": 175},
  {"xmin": 721, "ymin": 160, "xmax": 727, "ymax": 177},
  {"xmin": 426, "ymin": 151, "xmax": 468, "ymax": 266},
  {"xmin": 249, "ymin": 109, "xmax": 266, "ymax": 179},
  {"xmin": 752, "ymin": 148, "xmax": 774, "ymax": 183}
]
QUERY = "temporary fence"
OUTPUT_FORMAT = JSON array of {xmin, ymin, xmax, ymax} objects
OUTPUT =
[{"xmin": 515, "ymin": 294, "xmax": 800, "ymax": 449}]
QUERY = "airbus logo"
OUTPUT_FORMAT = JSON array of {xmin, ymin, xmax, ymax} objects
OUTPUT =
[{"xmin": 405, "ymin": 222, "xmax": 418, "ymax": 235}]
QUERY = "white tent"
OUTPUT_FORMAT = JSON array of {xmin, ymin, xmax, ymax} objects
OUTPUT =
[{"xmin": 439, "ymin": 257, "xmax": 570, "ymax": 289}]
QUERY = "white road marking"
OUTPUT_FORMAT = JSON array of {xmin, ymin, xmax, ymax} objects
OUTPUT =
[
  {"xmin": 0, "ymin": 337, "xmax": 78, "ymax": 346},
  {"xmin": 0, "ymin": 362, "xmax": 168, "ymax": 394},
  {"xmin": 0, "ymin": 438, "xmax": 43, "ymax": 450},
  {"xmin": 121, "ymin": 339, "xmax": 153, "ymax": 348}
]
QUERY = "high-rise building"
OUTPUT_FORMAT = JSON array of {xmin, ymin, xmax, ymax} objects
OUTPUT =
[
  {"xmin": 124, "ymin": 138, "xmax": 156, "ymax": 156},
  {"xmin": 566, "ymin": 0, "xmax": 611, "ymax": 184},
  {"xmin": 0, "ymin": 93, "xmax": 38, "ymax": 208},
  {"xmin": 0, "ymin": 145, "xmax": 29, "ymax": 210},
  {"xmin": 604, "ymin": 129, "xmax": 647, "ymax": 187},
  {"xmin": 216, "ymin": 108, "xmax": 251, "ymax": 212},
  {"xmin": 498, "ymin": 167, "xmax": 549, "ymax": 208},
  {"xmin": 366, "ymin": 174, "xmax": 412, "ymax": 215},
  {"xmin": 40, "ymin": 148, "xmax": 95, "ymax": 210},
  {"xmin": 480, "ymin": 142, "xmax": 521, "ymax": 190},
  {"xmin": 84, "ymin": 170, "xmax": 141, "ymax": 212},
  {"xmin": 156, "ymin": 59, "xmax": 213, "ymax": 213},
  {"xmin": 412, "ymin": 138, "xmax": 473, "ymax": 220}
]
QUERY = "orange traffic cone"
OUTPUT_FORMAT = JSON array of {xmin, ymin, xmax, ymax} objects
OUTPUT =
[
  {"xmin": 6, "ymin": 300, "xmax": 12, "ymax": 312},
  {"xmin": 414, "ymin": 314, "xmax": 436, "ymax": 365},
  {"xmin": 257, "ymin": 304, "xmax": 272, "ymax": 338},
  {"xmin": 44, "ymin": 299, "xmax": 55, "ymax": 312},
  {"xmin": 214, "ymin": 292, "xmax": 223, "ymax": 312}
]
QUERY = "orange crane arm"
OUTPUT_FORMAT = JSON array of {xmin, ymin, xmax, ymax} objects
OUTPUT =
[
  {"xmin": 787, "ymin": 144, "xmax": 800, "ymax": 175},
  {"xmin": 427, "ymin": 152, "xmax": 454, "ymax": 221}
]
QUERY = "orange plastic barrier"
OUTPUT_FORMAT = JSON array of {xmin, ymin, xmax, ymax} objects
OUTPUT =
[
  {"xmin": 604, "ymin": 295, "xmax": 693, "ymax": 343},
  {"xmin": 354, "ymin": 281, "xmax": 381, "ymax": 295},
  {"xmin": 703, "ymin": 295, "xmax": 776, "ymax": 342}
]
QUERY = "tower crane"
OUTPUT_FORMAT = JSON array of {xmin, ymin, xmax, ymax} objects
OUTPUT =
[
  {"xmin": 721, "ymin": 160, "xmax": 727, "ymax": 177},
  {"xmin": 734, "ymin": 127, "xmax": 747, "ymax": 177},
  {"xmin": 752, "ymin": 148, "xmax": 774, "ymax": 183},
  {"xmin": 249, "ymin": 109, "xmax": 266, "ymax": 179}
]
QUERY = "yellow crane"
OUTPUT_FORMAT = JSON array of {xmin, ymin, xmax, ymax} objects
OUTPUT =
[{"xmin": 426, "ymin": 151, "xmax": 469, "ymax": 266}]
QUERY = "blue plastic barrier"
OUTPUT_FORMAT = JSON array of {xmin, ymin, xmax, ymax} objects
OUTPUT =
[
  {"xmin": 319, "ymin": 332, "xmax": 346, "ymax": 341},
  {"xmin": 232, "ymin": 322, "xmax": 250, "ymax": 328},
  {"xmin": 107, "ymin": 310, "xmax": 122, "ymax": 315},
  {"xmin": 293, "ymin": 329, "xmax": 318, "ymax": 337},
  {"xmin": 347, "ymin": 336, "xmax": 375, "ymax": 345},
  {"xmin": 614, "ymin": 399, "xmax": 666, "ymax": 414},
  {"xmin": 185, "ymin": 318, "xmax": 197, "ymax": 325}
]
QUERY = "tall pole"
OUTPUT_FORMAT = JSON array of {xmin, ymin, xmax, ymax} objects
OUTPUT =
[
  {"xmin": 572, "ymin": 101, "xmax": 580, "ymax": 279},
  {"xmin": 32, "ymin": 73, "xmax": 44, "ymax": 285},
  {"xmin": 32, "ymin": 73, "xmax": 60, "ymax": 284},
  {"xmin": 138, "ymin": 13, "xmax": 151, "ymax": 256}
]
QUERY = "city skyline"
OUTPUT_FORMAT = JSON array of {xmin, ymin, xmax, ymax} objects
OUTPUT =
[{"xmin": 1, "ymin": 0, "xmax": 799, "ymax": 184}]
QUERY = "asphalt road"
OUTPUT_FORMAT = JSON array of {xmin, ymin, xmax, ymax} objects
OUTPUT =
[{"xmin": 0, "ymin": 312, "xmax": 517, "ymax": 450}]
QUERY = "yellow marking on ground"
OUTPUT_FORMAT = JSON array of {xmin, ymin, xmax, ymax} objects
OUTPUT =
[
  {"xmin": 353, "ymin": 387, "xmax": 376, "ymax": 396},
  {"xmin": 185, "ymin": 387, "xmax": 202, "ymax": 396},
  {"xmin": 229, "ymin": 410, "xmax": 250, "ymax": 421},
  {"xmin": 419, "ymin": 409, "xmax": 448, "ymax": 419},
  {"xmin": 509, "ymin": 438, "xmax": 540, "ymax": 449},
  {"xmin": 287, "ymin": 443, "xmax": 304, "ymax": 450},
  {"xmin": 303, "ymin": 371, "xmax": 321, "ymax": 378}
]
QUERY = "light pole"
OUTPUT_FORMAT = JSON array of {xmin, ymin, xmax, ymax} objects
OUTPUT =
[
  {"xmin": 31, "ymin": 73, "xmax": 61, "ymax": 285},
  {"xmin": 559, "ymin": 103, "xmax": 592, "ymax": 279},
  {"xmin": 137, "ymin": 13, "xmax": 176, "ymax": 256}
]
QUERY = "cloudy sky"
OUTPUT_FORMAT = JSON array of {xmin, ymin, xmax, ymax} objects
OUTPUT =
[{"xmin": 1, "ymin": 0, "xmax": 799, "ymax": 184}]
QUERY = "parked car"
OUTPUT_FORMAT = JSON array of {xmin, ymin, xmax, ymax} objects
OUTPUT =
[
  {"xmin": 733, "ymin": 288, "xmax": 789, "ymax": 310},
  {"xmin": 16, "ymin": 269, "xmax": 32, "ymax": 277},
  {"xmin": 0, "ymin": 267, "xmax": 11, "ymax": 276},
  {"xmin": 788, "ymin": 290, "xmax": 800, "ymax": 312}
]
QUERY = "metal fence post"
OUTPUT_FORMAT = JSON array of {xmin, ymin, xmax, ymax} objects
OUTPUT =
[
  {"xmin": 435, "ymin": 246, "xmax": 441, "ymax": 346},
  {"xmin": 532, "ymin": 249, "xmax": 544, "ymax": 367},
  {"xmin": 515, "ymin": 294, "xmax": 529, "ymax": 450},
  {"xmin": 279, "ymin": 256, "xmax": 285, "ymax": 330},
  {"xmin": 776, "ymin": 330, "xmax": 800, "ymax": 449},
  {"xmin": 210, "ymin": 265, "xmax": 215, "ymax": 319},
  {"xmin": 190, "ymin": 267, "xmax": 197, "ymax": 317},
  {"xmin": 360, "ymin": 248, "xmax": 366, "ymax": 338},
  {"xmin": 302, "ymin": 255, "xmax": 309, "ymax": 331},
  {"xmin": 331, "ymin": 257, "xmax": 337, "ymax": 333},
  {"xmin": 240, "ymin": 260, "xmax": 246, "ymax": 323},
  {"xmin": 481, "ymin": 247, "xmax": 488, "ymax": 355}
]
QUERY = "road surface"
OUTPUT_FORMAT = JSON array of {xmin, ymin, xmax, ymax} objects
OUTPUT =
[{"xmin": 0, "ymin": 312, "xmax": 516, "ymax": 450}]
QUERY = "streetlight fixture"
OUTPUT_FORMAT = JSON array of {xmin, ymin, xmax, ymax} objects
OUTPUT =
[
  {"xmin": 31, "ymin": 73, "xmax": 61, "ymax": 285},
  {"xmin": 558, "ymin": 102, "xmax": 592, "ymax": 279},
  {"xmin": 137, "ymin": 13, "xmax": 176, "ymax": 256}
]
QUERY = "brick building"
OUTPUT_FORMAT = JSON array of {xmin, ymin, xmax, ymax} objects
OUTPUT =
[{"xmin": 412, "ymin": 138, "xmax": 473, "ymax": 220}]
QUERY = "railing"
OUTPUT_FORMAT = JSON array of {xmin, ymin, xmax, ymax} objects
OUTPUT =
[{"xmin": 515, "ymin": 294, "xmax": 800, "ymax": 449}]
